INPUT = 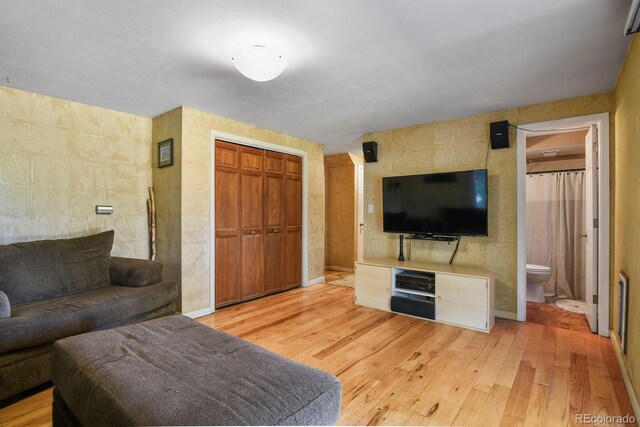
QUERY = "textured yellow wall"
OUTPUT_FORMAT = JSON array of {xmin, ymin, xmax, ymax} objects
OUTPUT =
[
  {"xmin": 151, "ymin": 108, "xmax": 183, "ymax": 311},
  {"xmin": 363, "ymin": 93, "xmax": 612, "ymax": 315},
  {"xmin": 613, "ymin": 34, "xmax": 640, "ymax": 401},
  {"xmin": 325, "ymin": 153, "xmax": 356, "ymax": 270},
  {"xmin": 152, "ymin": 107, "xmax": 325, "ymax": 314},
  {"xmin": 0, "ymin": 86, "xmax": 152, "ymax": 257}
]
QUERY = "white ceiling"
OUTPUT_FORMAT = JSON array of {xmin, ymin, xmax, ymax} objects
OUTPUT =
[
  {"xmin": 526, "ymin": 129, "xmax": 588, "ymax": 159},
  {"xmin": 0, "ymin": 0, "xmax": 631, "ymax": 154},
  {"xmin": 527, "ymin": 143, "xmax": 585, "ymax": 160}
]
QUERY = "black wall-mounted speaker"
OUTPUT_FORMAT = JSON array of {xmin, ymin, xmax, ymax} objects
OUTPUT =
[
  {"xmin": 490, "ymin": 120, "xmax": 509, "ymax": 149},
  {"xmin": 362, "ymin": 141, "xmax": 378, "ymax": 163}
]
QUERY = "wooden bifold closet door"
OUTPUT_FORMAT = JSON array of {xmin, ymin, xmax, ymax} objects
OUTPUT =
[
  {"xmin": 239, "ymin": 146, "xmax": 264, "ymax": 300},
  {"xmin": 214, "ymin": 141, "xmax": 241, "ymax": 307},
  {"xmin": 215, "ymin": 140, "xmax": 302, "ymax": 308},
  {"xmin": 263, "ymin": 151, "xmax": 286, "ymax": 295},
  {"xmin": 284, "ymin": 155, "xmax": 302, "ymax": 290}
]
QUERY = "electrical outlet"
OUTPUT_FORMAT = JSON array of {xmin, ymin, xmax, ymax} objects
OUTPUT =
[{"xmin": 368, "ymin": 203, "xmax": 374, "ymax": 214}]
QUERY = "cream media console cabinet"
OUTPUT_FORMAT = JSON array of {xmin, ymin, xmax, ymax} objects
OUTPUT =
[{"xmin": 355, "ymin": 258, "xmax": 496, "ymax": 333}]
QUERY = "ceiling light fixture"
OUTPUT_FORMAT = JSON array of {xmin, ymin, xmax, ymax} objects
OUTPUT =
[{"xmin": 231, "ymin": 45, "xmax": 287, "ymax": 82}]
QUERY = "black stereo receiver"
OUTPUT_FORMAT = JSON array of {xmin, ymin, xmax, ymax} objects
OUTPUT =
[{"xmin": 395, "ymin": 271, "xmax": 435, "ymax": 294}]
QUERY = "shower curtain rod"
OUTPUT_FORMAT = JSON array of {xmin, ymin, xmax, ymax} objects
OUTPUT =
[{"xmin": 526, "ymin": 167, "xmax": 585, "ymax": 175}]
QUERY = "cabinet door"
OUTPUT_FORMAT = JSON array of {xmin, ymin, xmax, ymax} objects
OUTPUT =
[
  {"xmin": 355, "ymin": 264, "xmax": 391, "ymax": 311},
  {"xmin": 263, "ymin": 150, "xmax": 285, "ymax": 294},
  {"xmin": 435, "ymin": 274, "xmax": 488, "ymax": 330}
]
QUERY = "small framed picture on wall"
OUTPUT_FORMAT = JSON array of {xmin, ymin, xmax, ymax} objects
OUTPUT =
[{"xmin": 157, "ymin": 138, "xmax": 174, "ymax": 168}]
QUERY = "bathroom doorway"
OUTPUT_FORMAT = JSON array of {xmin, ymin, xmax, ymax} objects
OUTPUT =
[
  {"xmin": 516, "ymin": 113, "xmax": 610, "ymax": 336},
  {"xmin": 525, "ymin": 130, "xmax": 589, "ymax": 329}
]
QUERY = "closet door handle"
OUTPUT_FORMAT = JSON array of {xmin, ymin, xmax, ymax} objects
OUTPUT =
[{"xmin": 578, "ymin": 234, "xmax": 587, "ymax": 239}]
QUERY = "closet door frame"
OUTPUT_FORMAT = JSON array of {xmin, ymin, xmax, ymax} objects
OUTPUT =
[{"xmin": 209, "ymin": 131, "xmax": 309, "ymax": 313}]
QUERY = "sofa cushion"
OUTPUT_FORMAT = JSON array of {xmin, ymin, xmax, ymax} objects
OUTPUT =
[
  {"xmin": 110, "ymin": 257, "xmax": 162, "ymax": 287},
  {"xmin": 0, "ymin": 281, "xmax": 177, "ymax": 354},
  {"xmin": 52, "ymin": 315, "xmax": 342, "ymax": 426},
  {"xmin": 0, "ymin": 231, "xmax": 114, "ymax": 305}
]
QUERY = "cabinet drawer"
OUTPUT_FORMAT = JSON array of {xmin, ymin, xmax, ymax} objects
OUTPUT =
[
  {"xmin": 435, "ymin": 274, "xmax": 488, "ymax": 331},
  {"xmin": 355, "ymin": 264, "xmax": 392, "ymax": 311}
]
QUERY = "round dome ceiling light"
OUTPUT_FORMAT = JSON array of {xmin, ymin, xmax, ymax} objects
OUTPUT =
[{"xmin": 231, "ymin": 45, "xmax": 287, "ymax": 82}]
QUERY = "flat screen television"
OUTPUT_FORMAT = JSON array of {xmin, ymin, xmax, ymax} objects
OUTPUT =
[{"xmin": 382, "ymin": 169, "xmax": 488, "ymax": 236}]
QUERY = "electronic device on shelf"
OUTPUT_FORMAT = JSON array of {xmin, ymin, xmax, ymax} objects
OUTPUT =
[
  {"xmin": 408, "ymin": 234, "xmax": 460, "ymax": 242},
  {"xmin": 395, "ymin": 270, "xmax": 435, "ymax": 294},
  {"xmin": 393, "ymin": 271, "xmax": 437, "ymax": 319},
  {"xmin": 382, "ymin": 169, "xmax": 488, "ymax": 237},
  {"xmin": 391, "ymin": 294, "xmax": 435, "ymax": 320}
]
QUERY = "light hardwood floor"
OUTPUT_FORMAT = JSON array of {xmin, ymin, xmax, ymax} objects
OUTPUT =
[
  {"xmin": 527, "ymin": 301, "xmax": 592, "ymax": 334},
  {"xmin": 0, "ymin": 284, "xmax": 636, "ymax": 426},
  {"xmin": 325, "ymin": 270, "xmax": 355, "ymax": 283}
]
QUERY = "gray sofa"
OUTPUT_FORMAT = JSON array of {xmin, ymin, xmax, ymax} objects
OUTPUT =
[{"xmin": 0, "ymin": 230, "xmax": 177, "ymax": 401}]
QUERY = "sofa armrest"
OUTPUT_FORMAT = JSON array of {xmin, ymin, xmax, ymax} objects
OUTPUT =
[
  {"xmin": 110, "ymin": 257, "xmax": 163, "ymax": 287},
  {"xmin": 0, "ymin": 290, "xmax": 9, "ymax": 318}
]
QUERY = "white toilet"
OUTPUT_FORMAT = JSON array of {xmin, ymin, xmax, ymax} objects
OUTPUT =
[{"xmin": 526, "ymin": 264, "xmax": 551, "ymax": 303}]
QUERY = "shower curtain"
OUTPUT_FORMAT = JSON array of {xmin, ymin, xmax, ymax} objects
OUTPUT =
[{"xmin": 526, "ymin": 171, "xmax": 586, "ymax": 301}]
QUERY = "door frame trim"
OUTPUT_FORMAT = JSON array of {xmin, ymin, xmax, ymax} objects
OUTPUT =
[
  {"xmin": 356, "ymin": 163, "xmax": 365, "ymax": 262},
  {"xmin": 209, "ymin": 131, "xmax": 310, "ymax": 314},
  {"xmin": 516, "ymin": 112, "xmax": 610, "ymax": 337}
]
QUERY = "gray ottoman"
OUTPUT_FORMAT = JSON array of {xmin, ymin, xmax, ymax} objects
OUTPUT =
[{"xmin": 51, "ymin": 315, "xmax": 341, "ymax": 426}]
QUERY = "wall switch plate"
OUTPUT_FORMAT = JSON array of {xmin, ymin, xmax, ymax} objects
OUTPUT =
[
  {"xmin": 96, "ymin": 205, "xmax": 113, "ymax": 215},
  {"xmin": 368, "ymin": 203, "xmax": 374, "ymax": 214}
]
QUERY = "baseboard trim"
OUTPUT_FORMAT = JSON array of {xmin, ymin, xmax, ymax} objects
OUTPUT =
[
  {"xmin": 495, "ymin": 309, "xmax": 518, "ymax": 320},
  {"xmin": 610, "ymin": 330, "xmax": 640, "ymax": 419},
  {"xmin": 304, "ymin": 276, "xmax": 325, "ymax": 287},
  {"xmin": 184, "ymin": 278, "xmax": 326, "ymax": 315},
  {"xmin": 325, "ymin": 266, "xmax": 355, "ymax": 273},
  {"xmin": 184, "ymin": 307, "xmax": 215, "ymax": 319}
]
